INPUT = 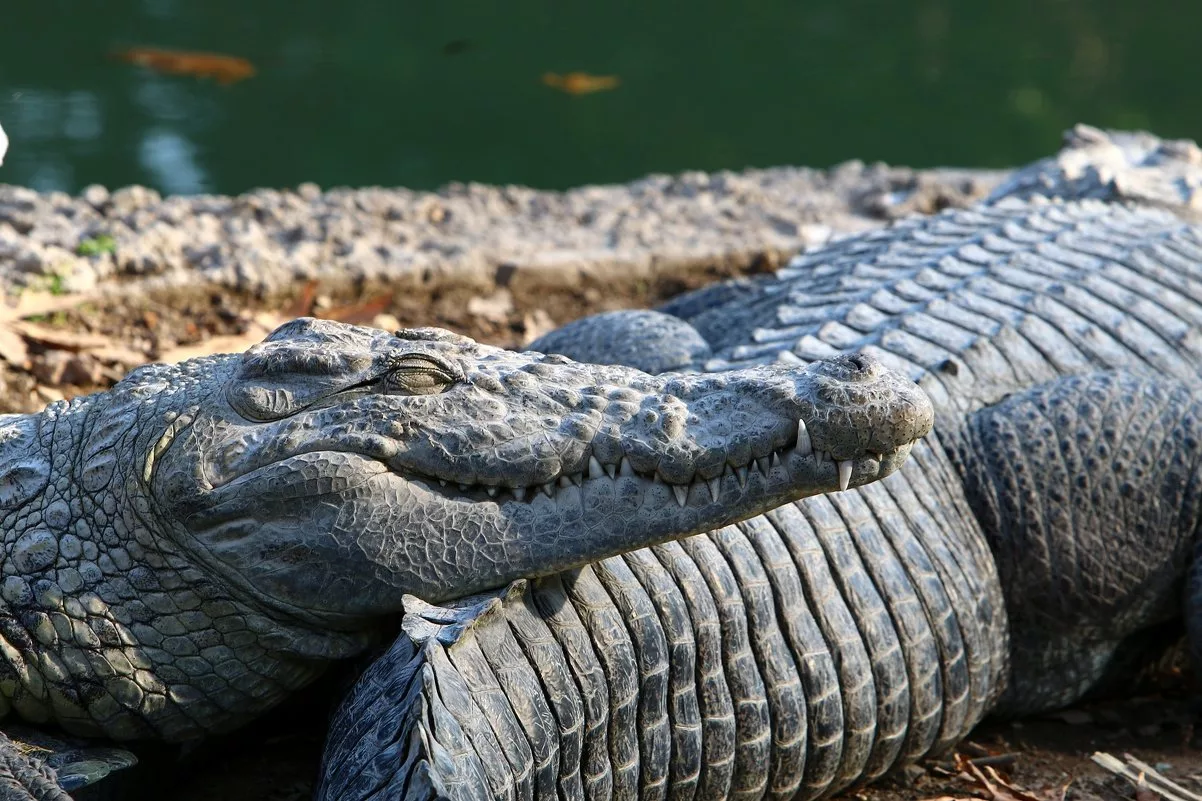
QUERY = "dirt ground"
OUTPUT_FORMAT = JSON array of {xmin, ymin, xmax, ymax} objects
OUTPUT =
[{"xmin": 0, "ymin": 254, "xmax": 782, "ymax": 415}]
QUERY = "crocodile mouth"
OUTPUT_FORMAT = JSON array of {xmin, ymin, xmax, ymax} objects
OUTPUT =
[
  {"xmin": 186, "ymin": 415, "xmax": 912, "ymax": 509},
  {"xmin": 394, "ymin": 419, "xmax": 910, "ymax": 506}
]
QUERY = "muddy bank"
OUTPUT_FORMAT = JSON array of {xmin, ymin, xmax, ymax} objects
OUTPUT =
[{"xmin": 0, "ymin": 161, "xmax": 1002, "ymax": 413}]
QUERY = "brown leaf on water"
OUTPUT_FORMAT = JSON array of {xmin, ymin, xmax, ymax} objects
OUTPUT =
[
  {"xmin": 542, "ymin": 72, "xmax": 620, "ymax": 95},
  {"xmin": 112, "ymin": 46, "xmax": 256, "ymax": 85}
]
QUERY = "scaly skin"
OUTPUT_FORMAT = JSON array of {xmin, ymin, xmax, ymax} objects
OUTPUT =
[
  {"xmin": 0, "ymin": 317, "xmax": 930, "ymax": 795},
  {"xmin": 319, "ymin": 127, "xmax": 1202, "ymax": 801}
]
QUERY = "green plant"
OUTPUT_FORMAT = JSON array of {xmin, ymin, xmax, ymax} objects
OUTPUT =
[{"xmin": 77, "ymin": 234, "xmax": 116, "ymax": 257}]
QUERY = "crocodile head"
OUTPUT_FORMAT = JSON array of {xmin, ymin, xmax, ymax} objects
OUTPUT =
[{"xmin": 151, "ymin": 317, "xmax": 932, "ymax": 617}]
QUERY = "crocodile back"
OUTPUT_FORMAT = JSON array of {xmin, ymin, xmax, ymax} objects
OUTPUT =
[{"xmin": 682, "ymin": 198, "xmax": 1202, "ymax": 417}]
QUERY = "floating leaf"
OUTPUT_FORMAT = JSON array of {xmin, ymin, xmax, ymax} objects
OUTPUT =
[
  {"xmin": 542, "ymin": 72, "xmax": 620, "ymax": 95},
  {"xmin": 112, "ymin": 47, "xmax": 256, "ymax": 85}
]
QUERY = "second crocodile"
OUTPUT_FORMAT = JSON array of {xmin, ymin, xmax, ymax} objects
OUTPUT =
[{"xmin": 320, "ymin": 125, "xmax": 1202, "ymax": 801}]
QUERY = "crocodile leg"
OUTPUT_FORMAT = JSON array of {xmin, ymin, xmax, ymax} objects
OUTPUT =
[
  {"xmin": 0, "ymin": 728, "xmax": 137, "ymax": 801},
  {"xmin": 0, "ymin": 731, "xmax": 70, "ymax": 801},
  {"xmin": 954, "ymin": 370, "xmax": 1202, "ymax": 716}
]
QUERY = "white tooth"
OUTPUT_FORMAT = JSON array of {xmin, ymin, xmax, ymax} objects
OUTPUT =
[
  {"xmin": 589, "ymin": 455, "xmax": 605, "ymax": 479},
  {"xmin": 755, "ymin": 457, "xmax": 770, "ymax": 476},
  {"xmin": 707, "ymin": 477, "xmax": 721, "ymax": 502},
  {"xmin": 735, "ymin": 465, "xmax": 749, "ymax": 487},
  {"xmin": 458, "ymin": 483, "xmax": 470, "ymax": 491},
  {"xmin": 796, "ymin": 420, "xmax": 812, "ymax": 455},
  {"xmin": 513, "ymin": 486, "xmax": 527, "ymax": 500},
  {"xmin": 559, "ymin": 484, "xmax": 582, "ymax": 506},
  {"xmin": 439, "ymin": 479, "xmax": 447, "ymax": 487},
  {"xmin": 541, "ymin": 483, "xmax": 555, "ymax": 497},
  {"xmin": 770, "ymin": 452, "xmax": 781, "ymax": 470},
  {"xmin": 486, "ymin": 487, "xmax": 497, "ymax": 497},
  {"xmin": 672, "ymin": 484, "xmax": 688, "ymax": 506},
  {"xmin": 572, "ymin": 472, "xmax": 583, "ymax": 487},
  {"xmin": 559, "ymin": 476, "xmax": 572, "ymax": 488},
  {"xmin": 619, "ymin": 458, "xmax": 635, "ymax": 478},
  {"xmin": 605, "ymin": 463, "xmax": 617, "ymax": 478},
  {"xmin": 837, "ymin": 460, "xmax": 853, "ymax": 491}
]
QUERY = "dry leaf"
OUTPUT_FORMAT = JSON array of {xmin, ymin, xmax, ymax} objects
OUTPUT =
[
  {"xmin": 0, "ymin": 291, "xmax": 94, "ymax": 324},
  {"xmin": 156, "ymin": 313, "xmax": 287, "ymax": 364},
  {"xmin": 286, "ymin": 280, "xmax": 320, "ymax": 318},
  {"xmin": 0, "ymin": 326, "xmax": 29, "ymax": 368},
  {"xmin": 320, "ymin": 293, "xmax": 394, "ymax": 325},
  {"xmin": 9, "ymin": 321, "xmax": 111, "ymax": 352}
]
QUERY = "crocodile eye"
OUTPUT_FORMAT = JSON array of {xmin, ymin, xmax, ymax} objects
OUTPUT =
[{"xmin": 384, "ymin": 356, "xmax": 456, "ymax": 395}]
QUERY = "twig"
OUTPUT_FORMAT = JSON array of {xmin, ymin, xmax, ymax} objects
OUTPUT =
[{"xmin": 1091, "ymin": 752, "xmax": 1202, "ymax": 801}]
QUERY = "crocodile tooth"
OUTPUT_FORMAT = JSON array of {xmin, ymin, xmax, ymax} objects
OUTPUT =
[
  {"xmin": 439, "ymin": 479, "xmax": 447, "ymax": 487},
  {"xmin": 513, "ymin": 486, "xmax": 527, "ymax": 501},
  {"xmin": 653, "ymin": 472, "xmax": 664, "ymax": 484},
  {"xmin": 558, "ymin": 483, "xmax": 583, "ymax": 507},
  {"xmin": 755, "ymin": 457, "xmax": 770, "ymax": 476},
  {"xmin": 559, "ymin": 476, "xmax": 572, "ymax": 489},
  {"xmin": 735, "ymin": 464, "xmax": 749, "ymax": 487},
  {"xmin": 672, "ymin": 484, "xmax": 688, "ymax": 506},
  {"xmin": 486, "ymin": 487, "xmax": 497, "ymax": 497},
  {"xmin": 541, "ymin": 483, "xmax": 555, "ymax": 497},
  {"xmin": 837, "ymin": 460, "xmax": 853, "ymax": 491},
  {"xmin": 770, "ymin": 452, "xmax": 781, "ymax": 470},
  {"xmin": 458, "ymin": 483, "xmax": 470, "ymax": 492},
  {"xmin": 618, "ymin": 458, "xmax": 635, "ymax": 478},
  {"xmin": 707, "ymin": 477, "xmax": 721, "ymax": 502},
  {"xmin": 796, "ymin": 420, "xmax": 812, "ymax": 455},
  {"xmin": 604, "ymin": 462, "xmax": 617, "ymax": 479},
  {"xmin": 588, "ymin": 455, "xmax": 605, "ymax": 479}
]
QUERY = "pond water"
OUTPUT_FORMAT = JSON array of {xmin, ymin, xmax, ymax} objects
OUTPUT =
[{"xmin": 0, "ymin": 1, "xmax": 1196, "ymax": 195}]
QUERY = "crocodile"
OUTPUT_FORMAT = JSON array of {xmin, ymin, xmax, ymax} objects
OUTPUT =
[
  {"xmin": 0, "ymin": 318, "xmax": 930, "ymax": 799},
  {"xmin": 317, "ymin": 125, "xmax": 1202, "ymax": 801}
]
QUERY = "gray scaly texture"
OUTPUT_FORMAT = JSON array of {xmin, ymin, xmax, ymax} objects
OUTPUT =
[
  {"xmin": 318, "ymin": 126, "xmax": 1202, "ymax": 801},
  {"xmin": 0, "ymin": 318, "xmax": 930, "ymax": 799}
]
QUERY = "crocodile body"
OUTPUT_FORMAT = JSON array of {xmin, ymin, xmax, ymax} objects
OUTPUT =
[
  {"xmin": 0, "ymin": 319, "xmax": 929, "ymax": 799},
  {"xmin": 318, "ymin": 127, "xmax": 1202, "ymax": 800}
]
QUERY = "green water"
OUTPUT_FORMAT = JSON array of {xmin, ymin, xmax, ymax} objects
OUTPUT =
[{"xmin": 0, "ymin": 1, "xmax": 1196, "ymax": 196}]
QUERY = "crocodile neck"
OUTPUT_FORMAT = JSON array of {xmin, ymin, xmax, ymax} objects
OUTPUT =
[{"xmin": 0, "ymin": 370, "xmax": 368, "ymax": 742}]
